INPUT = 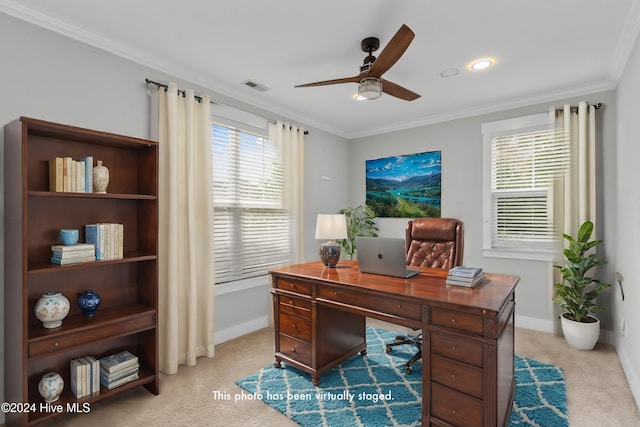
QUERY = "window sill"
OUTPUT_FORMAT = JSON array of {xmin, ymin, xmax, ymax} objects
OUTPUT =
[
  {"xmin": 214, "ymin": 276, "xmax": 269, "ymax": 296},
  {"xmin": 482, "ymin": 247, "xmax": 558, "ymax": 262}
]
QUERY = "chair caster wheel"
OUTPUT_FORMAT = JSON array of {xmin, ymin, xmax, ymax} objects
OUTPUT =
[
  {"xmin": 406, "ymin": 367, "xmax": 412, "ymax": 374},
  {"xmin": 385, "ymin": 346, "xmax": 392, "ymax": 354}
]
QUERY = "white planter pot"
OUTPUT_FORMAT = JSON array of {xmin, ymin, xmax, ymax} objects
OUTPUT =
[{"xmin": 560, "ymin": 313, "xmax": 600, "ymax": 350}]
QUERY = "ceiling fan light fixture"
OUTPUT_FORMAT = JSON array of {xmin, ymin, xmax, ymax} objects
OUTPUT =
[{"xmin": 357, "ymin": 77, "xmax": 382, "ymax": 100}]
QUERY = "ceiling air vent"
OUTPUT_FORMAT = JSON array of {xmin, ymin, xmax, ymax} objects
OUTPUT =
[{"xmin": 242, "ymin": 80, "xmax": 270, "ymax": 92}]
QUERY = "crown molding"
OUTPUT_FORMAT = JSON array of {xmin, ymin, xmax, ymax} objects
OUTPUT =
[{"xmin": 608, "ymin": 0, "xmax": 640, "ymax": 84}]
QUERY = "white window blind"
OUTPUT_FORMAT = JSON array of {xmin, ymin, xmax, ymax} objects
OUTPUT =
[
  {"xmin": 483, "ymin": 113, "xmax": 568, "ymax": 256},
  {"xmin": 212, "ymin": 123, "xmax": 291, "ymax": 284}
]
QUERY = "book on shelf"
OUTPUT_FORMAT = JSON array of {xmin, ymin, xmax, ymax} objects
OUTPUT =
[
  {"xmin": 100, "ymin": 363, "xmax": 140, "ymax": 384},
  {"xmin": 448, "ymin": 266, "xmax": 483, "ymax": 278},
  {"xmin": 48, "ymin": 157, "xmax": 63, "ymax": 192},
  {"xmin": 51, "ymin": 243, "xmax": 96, "ymax": 253},
  {"xmin": 82, "ymin": 156, "xmax": 93, "ymax": 193},
  {"xmin": 101, "ymin": 371, "xmax": 139, "ymax": 390},
  {"xmin": 51, "ymin": 249, "xmax": 95, "ymax": 260},
  {"xmin": 446, "ymin": 273, "xmax": 486, "ymax": 288},
  {"xmin": 86, "ymin": 223, "xmax": 124, "ymax": 261},
  {"xmin": 51, "ymin": 255, "xmax": 96, "ymax": 265},
  {"xmin": 70, "ymin": 356, "xmax": 100, "ymax": 398},
  {"xmin": 99, "ymin": 350, "xmax": 139, "ymax": 374}
]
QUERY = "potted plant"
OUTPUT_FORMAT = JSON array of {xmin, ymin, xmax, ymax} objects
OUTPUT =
[
  {"xmin": 337, "ymin": 205, "xmax": 379, "ymax": 259},
  {"xmin": 553, "ymin": 220, "xmax": 610, "ymax": 350}
]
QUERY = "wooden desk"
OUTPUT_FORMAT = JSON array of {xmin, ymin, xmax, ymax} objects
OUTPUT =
[{"xmin": 270, "ymin": 260, "xmax": 519, "ymax": 427}]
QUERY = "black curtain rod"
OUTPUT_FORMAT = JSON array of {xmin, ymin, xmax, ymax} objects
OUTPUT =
[
  {"xmin": 145, "ymin": 78, "xmax": 309, "ymax": 135},
  {"xmin": 556, "ymin": 102, "xmax": 603, "ymax": 112}
]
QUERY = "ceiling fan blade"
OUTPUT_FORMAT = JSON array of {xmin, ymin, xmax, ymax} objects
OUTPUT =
[
  {"xmin": 295, "ymin": 75, "xmax": 361, "ymax": 88},
  {"xmin": 381, "ymin": 79, "xmax": 421, "ymax": 101},
  {"xmin": 367, "ymin": 24, "xmax": 415, "ymax": 78}
]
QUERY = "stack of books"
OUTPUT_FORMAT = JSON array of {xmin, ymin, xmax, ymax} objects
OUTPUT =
[
  {"xmin": 51, "ymin": 243, "xmax": 96, "ymax": 265},
  {"xmin": 99, "ymin": 350, "xmax": 139, "ymax": 390},
  {"xmin": 85, "ymin": 223, "xmax": 124, "ymax": 261},
  {"xmin": 70, "ymin": 356, "xmax": 100, "ymax": 398},
  {"xmin": 49, "ymin": 156, "xmax": 93, "ymax": 193},
  {"xmin": 446, "ymin": 266, "xmax": 485, "ymax": 288}
]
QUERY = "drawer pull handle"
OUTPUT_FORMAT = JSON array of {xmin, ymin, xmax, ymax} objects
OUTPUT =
[
  {"xmin": 54, "ymin": 342, "xmax": 59, "ymax": 347},
  {"xmin": 451, "ymin": 374, "xmax": 456, "ymax": 379},
  {"xmin": 289, "ymin": 300, "xmax": 294, "ymax": 305},
  {"xmin": 292, "ymin": 323, "xmax": 298, "ymax": 329},
  {"xmin": 452, "ymin": 346, "xmax": 456, "ymax": 350},
  {"xmin": 452, "ymin": 409, "xmax": 457, "ymax": 414},
  {"xmin": 397, "ymin": 305, "xmax": 402, "ymax": 308},
  {"xmin": 291, "ymin": 347, "xmax": 296, "ymax": 353},
  {"xmin": 451, "ymin": 319, "xmax": 456, "ymax": 323},
  {"xmin": 334, "ymin": 291, "xmax": 338, "ymax": 295}
]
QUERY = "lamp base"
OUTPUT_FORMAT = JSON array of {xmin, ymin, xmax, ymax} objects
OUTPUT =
[{"xmin": 319, "ymin": 241, "xmax": 342, "ymax": 268}]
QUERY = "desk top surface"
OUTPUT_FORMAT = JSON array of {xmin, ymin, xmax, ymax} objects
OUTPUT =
[{"xmin": 270, "ymin": 260, "xmax": 519, "ymax": 313}]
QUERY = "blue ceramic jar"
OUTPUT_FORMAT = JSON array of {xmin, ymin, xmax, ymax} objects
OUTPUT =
[{"xmin": 77, "ymin": 290, "xmax": 101, "ymax": 317}]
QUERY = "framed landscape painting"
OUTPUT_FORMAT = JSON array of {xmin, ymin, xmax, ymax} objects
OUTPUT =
[{"xmin": 365, "ymin": 150, "xmax": 441, "ymax": 218}]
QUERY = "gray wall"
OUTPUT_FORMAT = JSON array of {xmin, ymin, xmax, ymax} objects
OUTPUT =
[{"xmin": 614, "ymin": 25, "xmax": 640, "ymax": 405}]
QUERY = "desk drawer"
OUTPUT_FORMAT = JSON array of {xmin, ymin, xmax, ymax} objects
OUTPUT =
[
  {"xmin": 431, "ymin": 382, "xmax": 482, "ymax": 427},
  {"xmin": 279, "ymin": 333, "xmax": 311, "ymax": 366},
  {"xmin": 431, "ymin": 307, "xmax": 484, "ymax": 335},
  {"xmin": 317, "ymin": 285, "xmax": 421, "ymax": 321},
  {"xmin": 279, "ymin": 312, "xmax": 311, "ymax": 341},
  {"xmin": 280, "ymin": 296, "xmax": 311, "ymax": 318},
  {"xmin": 431, "ymin": 331, "xmax": 483, "ymax": 367},
  {"xmin": 274, "ymin": 277, "xmax": 312, "ymax": 296},
  {"xmin": 431, "ymin": 354, "xmax": 483, "ymax": 398}
]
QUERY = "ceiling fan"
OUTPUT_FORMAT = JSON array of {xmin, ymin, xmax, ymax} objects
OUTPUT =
[{"xmin": 295, "ymin": 24, "xmax": 420, "ymax": 101}]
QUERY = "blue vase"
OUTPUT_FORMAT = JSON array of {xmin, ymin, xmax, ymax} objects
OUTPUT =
[{"xmin": 77, "ymin": 290, "xmax": 101, "ymax": 317}]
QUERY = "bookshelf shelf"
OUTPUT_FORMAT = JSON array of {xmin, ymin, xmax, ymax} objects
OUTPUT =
[{"xmin": 4, "ymin": 117, "xmax": 159, "ymax": 426}]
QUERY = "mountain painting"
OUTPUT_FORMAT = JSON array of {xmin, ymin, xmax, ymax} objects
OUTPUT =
[{"xmin": 366, "ymin": 150, "xmax": 441, "ymax": 218}]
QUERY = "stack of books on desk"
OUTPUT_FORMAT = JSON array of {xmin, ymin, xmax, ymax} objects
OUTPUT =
[
  {"xmin": 446, "ymin": 266, "xmax": 485, "ymax": 288},
  {"xmin": 99, "ymin": 350, "xmax": 139, "ymax": 390},
  {"xmin": 51, "ymin": 243, "xmax": 96, "ymax": 265}
]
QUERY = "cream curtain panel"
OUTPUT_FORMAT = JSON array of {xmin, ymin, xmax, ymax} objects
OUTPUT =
[
  {"xmin": 269, "ymin": 121, "xmax": 305, "ymax": 263},
  {"xmin": 550, "ymin": 101, "xmax": 597, "ymax": 333},
  {"xmin": 158, "ymin": 82, "xmax": 215, "ymax": 374},
  {"xmin": 550, "ymin": 101, "xmax": 597, "ymax": 234}
]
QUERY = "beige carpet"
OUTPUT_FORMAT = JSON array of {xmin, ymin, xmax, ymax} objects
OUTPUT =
[{"xmin": 42, "ymin": 320, "xmax": 639, "ymax": 427}]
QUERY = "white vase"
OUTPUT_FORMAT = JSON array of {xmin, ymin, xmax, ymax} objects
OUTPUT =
[
  {"xmin": 560, "ymin": 313, "xmax": 600, "ymax": 350},
  {"xmin": 34, "ymin": 292, "xmax": 70, "ymax": 329},
  {"xmin": 93, "ymin": 160, "xmax": 109, "ymax": 193},
  {"xmin": 38, "ymin": 372, "xmax": 64, "ymax": 403}
]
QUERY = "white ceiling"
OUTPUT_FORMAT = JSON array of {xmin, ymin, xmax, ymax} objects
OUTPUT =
[{"xmin": 2, "ymin": 0, "xmax": 640, "ymax": 138}]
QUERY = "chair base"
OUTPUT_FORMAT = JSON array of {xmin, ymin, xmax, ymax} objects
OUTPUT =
[{"xmin": 385, "ymin": 334, "xmax": 422, "ymax": 374}]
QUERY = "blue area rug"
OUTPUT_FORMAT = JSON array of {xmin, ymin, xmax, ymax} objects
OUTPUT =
[{"xmin": 236, "ymin": 327, "xmax": 568, "ymax": 426}]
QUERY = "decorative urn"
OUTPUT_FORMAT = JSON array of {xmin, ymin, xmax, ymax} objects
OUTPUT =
[
  {"xmin": 38, "ymin": 372, "xmax": 64, "ymax": 403},
  {"xmin": 77, "ymin": 290, "xmax": 102, "ymax": 317},
  {"xmin": 34, "ymin": 292, "xmax": 70, "ymax": 329},
  {"xmin": 93, "ymin": 160, "xmax": 109, "ymax": 193}
]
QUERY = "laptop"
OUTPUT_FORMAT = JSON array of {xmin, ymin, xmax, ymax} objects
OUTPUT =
[{"xmin": 355, "ymin": 237, "xmax": 420, "ymax": 278}]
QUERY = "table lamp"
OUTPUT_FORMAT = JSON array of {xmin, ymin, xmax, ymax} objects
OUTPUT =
[{"xmin": 315, "ymin": 214, "xmax": 348, "ymax": 267}]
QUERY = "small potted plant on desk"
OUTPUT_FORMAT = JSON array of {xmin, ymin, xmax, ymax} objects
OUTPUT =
[
  {"xmin": 338, "ymin": 204, "xmax": 379, "ymax": 259},
  {"xmin": 553, "ymin": 220, "xmax": 610, "ymax": 350}
]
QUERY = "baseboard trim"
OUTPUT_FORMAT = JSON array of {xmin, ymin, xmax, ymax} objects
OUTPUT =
[
  {"xmin": 515, "ymin": 314, "xmax": 556, "ymax": 333},
  {"xmin": 214, "ymin": 316, "xmax": 269, "ymax": 345},
  {"xmin": 615, "ymin": 339, "xmax": 640, "ymax": 410}
]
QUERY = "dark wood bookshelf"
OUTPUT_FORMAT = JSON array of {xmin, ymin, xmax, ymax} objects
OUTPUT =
[{"xmin": 4, "ymin": 117, "xmax": 159, "ymax": 426}]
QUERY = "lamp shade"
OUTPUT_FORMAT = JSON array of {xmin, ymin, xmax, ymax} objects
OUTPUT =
[{"xmin": 315, "ymin": 214, "xmax": 348, "ymax": 240}]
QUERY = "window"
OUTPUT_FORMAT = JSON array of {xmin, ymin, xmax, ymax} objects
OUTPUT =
[
  {"xmin": 482, "ymin": 113, "xmax": 567, "ymax": 260},
  {"xmin": 212, "ymin": 123, "xmax": 291, "ymax": 283}
]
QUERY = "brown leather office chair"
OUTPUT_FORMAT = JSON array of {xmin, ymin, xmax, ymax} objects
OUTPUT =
[{"xmin": 385, "ymin": 217, "xmax": 464, "ymax": 373}]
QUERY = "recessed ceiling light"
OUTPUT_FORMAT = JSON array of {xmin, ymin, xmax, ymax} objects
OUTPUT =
[
  {"xmin": 439, "ymin": 68, "xmax": 460, "ymax": 78},
  {"xmin": 469, "ymin": 58, "xmax": 495, "ymax": 71}
]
